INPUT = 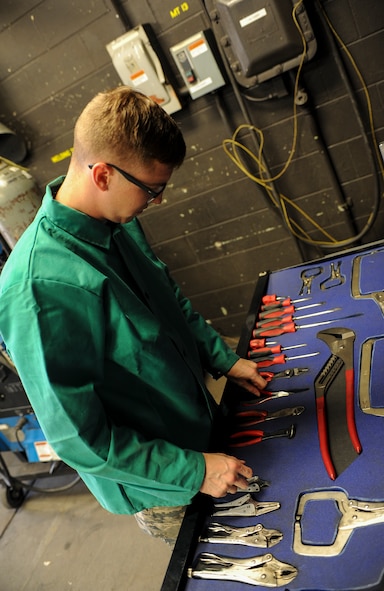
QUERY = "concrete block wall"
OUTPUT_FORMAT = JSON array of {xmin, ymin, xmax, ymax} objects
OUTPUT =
[{"xmin": 0, "ymin": 0, "xmax": 383, "ymax": 336}]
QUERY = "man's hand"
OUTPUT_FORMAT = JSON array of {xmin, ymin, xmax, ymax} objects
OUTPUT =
[
  {"xmin": 225, "ymin": 358, "xmax": 267, "ymax": 396},
  {"xmin": 200, "ymin": 452, "xmax": 253, "ymax": 497}
]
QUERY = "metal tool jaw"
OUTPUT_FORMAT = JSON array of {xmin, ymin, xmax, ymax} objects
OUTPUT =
[
  {"xmin": 294, "ymin": 490, "xmax": 384, "ymax": 556},
  {"xmin": 236, "ymin": 406, "xmax": 305, "ymax": 427},
  {"xmin": 320, "ymin": 261, "xmax": 346, "ymax": 290},
  {"xmin": 351, "ymin": 254, "xmax": 384, "ymax": 315},
  {"xmin": 273, "ymin": 367, "xmax": 309, "ymax": 378},
  {"xmin": 199, "ymin": 522, "xmax": 283, "ymax": 548},
  {"xmin": 188, "ymin": 552, "xmax": 298, "ymax": 587},
  {"xmin": 316, "ymin": 325, "xmax": 362, "ymax": 461},
  {"xmin": 299, "ymin": 266, "xmax": 323, "ymax": 295},
  {"xmin": 359, "ymin": 338, "xmax": 384, "ymax": 416},
  {"xmin": 237, "ymin": 475, "xmax": 270, "ymax": 493},
  {"xmin": 317, "ymin": 327, "xmax": 355, "ymax": 365},
  {"xmin": 212, "ymin": 493, "xmax": 280, "ymax": 517}
]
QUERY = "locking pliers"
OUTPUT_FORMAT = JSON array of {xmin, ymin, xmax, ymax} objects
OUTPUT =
[
  {"xmin": 212, "ymin": 493, "xmax": 280, "ymax": 517},
  {"xmin": 199, "ymin": 522, "xmax": 283, "ymax": 548},
  {"xmin": 294, "ymin": 490, "xmax": 384, "ymax": 556},
  {"xmin": 188, "ymin": 552, "xmax": 298, "ymax": 587},
  {"xmin": 237, "ymin": 474, "xmax": 270, "ymax": 493}
]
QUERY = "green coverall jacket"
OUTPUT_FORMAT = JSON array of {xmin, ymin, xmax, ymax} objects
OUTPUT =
[{"xmin": 0, "ymin": 177, "xmax": 240, "ymax": 514}]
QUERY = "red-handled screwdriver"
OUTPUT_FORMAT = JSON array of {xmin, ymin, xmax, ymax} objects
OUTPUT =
[
  {"xmin": 249, "ymin": 339, "xmax": 306, "ymax": 351},
  {"xmin": 262, "ymin": 295, "xmax": 310, "ymax": 305},
  {"xmin": 260, "ymin": 301, "xmax": 325, "ymax": 313},
  {"xmin": 248, "ymin": 344, "xmax": 307, "ymax": 358},
  {"xmin": 254, "ymin": 352, "xmax": 319, "ymax": 368},
  {"xmin": 253, "ymin": 322, "xmax": 297, "ymax": 338},
  {"xmin": 249, "ymin": 338, "xmax": 268, "ymax": 348},
  {"xmin": 260, "ymin": 304, "xmax": 300, "ymax": 317},
  {"xmin": 252, "ymin": 314, "xmax": 363, "ymax": 338},
  {"xmin": 256, "ymin": 307, "xmax": 341, "ymax": 327},
  {"xmin": 249, "ymin": 345, "xmax": 284, "ymax": 357},
  {"xmin": 256, "ymin": 315, "xmax": 296, "ymax": 329},
  {"xmin": 249, "ymin": 338, "xmax": 288, "ymax": 349}
]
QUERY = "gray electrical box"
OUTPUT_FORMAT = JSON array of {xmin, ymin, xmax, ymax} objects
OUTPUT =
[
  {"xmin": 170, "ymin": 31, "xmax": 225, "ymax": 99},
  {"xmin": 208, "ymin": 0, "xmax": 317, "ymax": 87}
]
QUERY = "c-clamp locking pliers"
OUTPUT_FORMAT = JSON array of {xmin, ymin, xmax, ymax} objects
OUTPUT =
[{"xmin": 294, "ymin": 490, "xmax": 384, "ymax": 556}]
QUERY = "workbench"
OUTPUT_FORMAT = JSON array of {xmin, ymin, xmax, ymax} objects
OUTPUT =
[{"xmin": 161, "ymin": 241, "xmax": 384, "ymax": 591}]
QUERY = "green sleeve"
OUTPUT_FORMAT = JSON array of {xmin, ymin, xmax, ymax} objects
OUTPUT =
[
  {"xmin": 0, "ymin": 279, "xmax": 206, "ymax": 507},
  {"xmin": 131, "ymin": 219, "xmax": 240, "ymax": 378}
]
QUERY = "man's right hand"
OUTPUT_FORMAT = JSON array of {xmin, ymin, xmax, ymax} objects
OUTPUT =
[{"xmin": 200, "ymin": 452, "xmax": 253, "ymax": 498}]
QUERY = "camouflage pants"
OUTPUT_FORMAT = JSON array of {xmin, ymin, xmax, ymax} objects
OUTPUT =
[{"xmin": 134, "ymin": 505, "xmax": 186, "ymax": 547}]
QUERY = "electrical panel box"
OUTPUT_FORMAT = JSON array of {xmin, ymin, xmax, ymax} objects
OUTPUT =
[
  {"xmin": 106, "ymin": 25, "xmax": 181, "ymax": 114},
  {"xmin": 207, "ymin": 0, "xmax": 317, "ymax": 87},
  {"xmin": 170, "ymin": 31, "xmax": 225, "ymax": 99}
]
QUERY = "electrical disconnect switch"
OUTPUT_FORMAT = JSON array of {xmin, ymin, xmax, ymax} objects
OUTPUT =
[
  {"xmin": 106, "ymin": 25, "xmax": 181, "ymax": 114},
  {"xmin": 170, "ymin": 31, "xmax": 225, "ymax": 99}
]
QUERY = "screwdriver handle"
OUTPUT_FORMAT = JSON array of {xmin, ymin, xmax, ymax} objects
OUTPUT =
[
  {"xmin": 248, "ymin": 345, "xmax": 282, "ymax": 358},
  {"xmin": 252, "ymin": 323, "xmax": 296, "ymax": 338},
  {"xmin": 256, "ymin": 315, "xmax": 293, "ymax": 328},
  {"xmin": 261, "ymin": 299, "xmax": 292, "ymax": 310},
  {"xmin": 259, "ymin": 305, "xmax": 295, "ymax": 319},
  {"xmin": 256, "ymin": 354, "xmax": 286, "ymax": 368},
  {"xmin": 249, "ymin": 338, "xmax": 267, "ymax": 349},
  {"xmin": 262, "ymin": 295, "xmax": 291, "ymax": 305}
]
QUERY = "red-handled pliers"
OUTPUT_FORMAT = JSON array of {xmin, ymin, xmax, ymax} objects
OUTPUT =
[
  {"xmin": 259, "ymin": 371, "xmax": 275, "ymax": 383},
  {"xmin": 240, "ymin": 389, "xmax": 308, "ymax": 406},
  {"xmin": 235, "ymin": 406, "xmax": 305, "ymax": 426},
  {"xmin": 229, "ymin": 425, "xmax": 296, "ymax": 447}
]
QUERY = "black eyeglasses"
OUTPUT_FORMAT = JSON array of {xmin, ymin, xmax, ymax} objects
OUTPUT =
[{"xmin": 88, "ymin": 163, "xmax": 166, "ymax": 203}]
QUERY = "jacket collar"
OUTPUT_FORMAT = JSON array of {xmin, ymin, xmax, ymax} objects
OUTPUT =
[{"xmin": 42, "ymin": 176, "xmax": 124, "ymax": 249}]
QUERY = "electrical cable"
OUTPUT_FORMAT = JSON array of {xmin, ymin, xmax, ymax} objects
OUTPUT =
[
  {"xmin": 242, "ymin": 93, "xmax": 276, "ymax": 103},
  {"xmin": 14, "ymin": 417, "xmax": 27, "ymax": 453},
  {"xmin": 224, "ymin": 1, "xmax": 307, "ymax": 184},
  {"xmin": 107, "ymin": 0, "xmax": 133, "ymax": 31},
  {"xmin": 204, "ymin": 0, "xmax": 307, "ymax": 261},
  {"xmin": 222, "ymin": 0, "xmax": 383, "ymax": 249},
  {"xmin": 220, "ymin": 0, "xmax": 336, "ymax": 252},
  {"xmin": 308, "ymin": 0, "xmax": 383, "ymax": 248},
  {"xmin": 12, "ymin": 474, "xmax": 81, "ymax": 494},
  {"xmin": 222, "ymin": 0, "xmax": 332, "ymax": 241},
  {"xmin": 286, "ymin": 70, "xmax": 361, "ymax": 242}
]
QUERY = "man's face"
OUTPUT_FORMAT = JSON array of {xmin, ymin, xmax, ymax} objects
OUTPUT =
[{"xmin": 102, "ymin": 159, "xmax": 174, "ymax": 224}]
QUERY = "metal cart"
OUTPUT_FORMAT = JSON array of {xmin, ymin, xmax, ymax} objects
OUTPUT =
[{"xmin": 0, "ymin": 353, "xmax": 77, "ymax": 508}]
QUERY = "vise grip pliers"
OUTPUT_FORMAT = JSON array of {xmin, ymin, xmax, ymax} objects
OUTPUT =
[
  {"xmin": 188, "ymin": 552, "xmax": 298, "ymax": 587},
  {"xmin": 199, "ymin": 522, "xmax": 283, "ymax": 548},
  {"xmin": 212, "ymin": 493, "xmax": 280, "ymax": 517}
]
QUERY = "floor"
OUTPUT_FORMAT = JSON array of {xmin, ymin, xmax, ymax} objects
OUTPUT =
[
  {"xmin": 0, "ymin": 375, "xmax": 227, "ymax": 591},
  {"xmin": 0, "ymin": 464, "xmax": 173, "ymax": 591}
]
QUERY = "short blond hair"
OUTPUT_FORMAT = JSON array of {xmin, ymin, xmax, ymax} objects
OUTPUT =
[{"xmin": 73, "ymin": 86, "xmax": 186, "ymax": 167}]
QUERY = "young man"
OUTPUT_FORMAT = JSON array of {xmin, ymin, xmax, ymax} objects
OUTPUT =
[{"xmin": 0, "ymin": 87, "xmax": 266, "ymax": 544}]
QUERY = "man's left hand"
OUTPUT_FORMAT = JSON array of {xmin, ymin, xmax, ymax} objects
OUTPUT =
[{"xmin": 225, "ymin": 358, "xmax": 267, "ymax": 396}]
